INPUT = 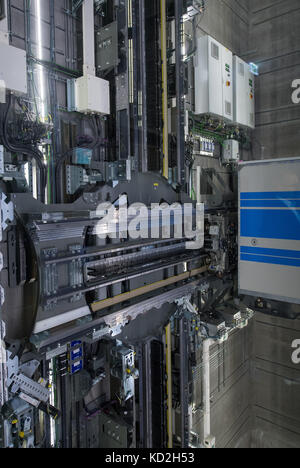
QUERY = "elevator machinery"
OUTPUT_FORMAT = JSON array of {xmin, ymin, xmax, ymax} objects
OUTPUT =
[{"xmin": 0, "ymin": 0, "xmax": 294, "ymax": 450}]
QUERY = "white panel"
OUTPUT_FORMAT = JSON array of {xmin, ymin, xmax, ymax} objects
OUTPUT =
[
  {"xmin": 208, "ymin": 36, "xmax": 223, "ymax": 117},
  {"xmin": 195, "ymin": 35, "xmax": 233, "ymax": 121},
  {"xmin": 238, "ymin": 158, "xmax": 300, "ymax": 304},
  {"xmin": 246, "ymin": 64, "xmax": 255, "ymax": 129},
  {"xmin": 233, "ymin": 56, "xmax": 255, "ymax": 129},
  {"xmin": 222, "ymin": 46, "xmax": 233, "ymax": 120},
  {"xmin": 195, "ymin": 35, "xmax": 209, "ymax": 115},
  {"xmin": 233, "ymin": 56, "xmax": 246, "ymax": 126},
  {"xmin": 0, "ymin": 42, "xmax": 27, "ymax": 94}
]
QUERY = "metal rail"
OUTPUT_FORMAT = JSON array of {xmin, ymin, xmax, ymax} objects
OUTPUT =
[{"xmin": 91, "ymin": 265, "xmax": 208, "ymax": 312}]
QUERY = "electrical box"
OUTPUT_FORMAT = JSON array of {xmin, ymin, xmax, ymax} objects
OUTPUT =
[
  {"xmin": 0, "ymin": 42, "xmax": 27, "ymax": 95},
  {"xmin": 75, "ymin": 74, "xmax": 110, "ymax": 115},
  {"xmin": 239, "ymin": 157, "xmax": 300, "ymax": 304},
  {"xmin": 183, "ymin": 0, "xmax": 204, "ymax": 21},
  {"xmin": 195, "ymin": 35, "xmax": 233, "ymax": 121},
  {"xmin": 222, "ymin": 140, "xmax": 240, "ymax": 163},
  {"xmin": 233, "ymin": 56, "xmax": 255, "ymax": 129},
  {"xmin": 72, "ymin": 148, "xmax": 93, "ymax": 166}
]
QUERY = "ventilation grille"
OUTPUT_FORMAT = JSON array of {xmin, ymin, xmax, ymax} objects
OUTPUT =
[
  {"xmin": 211, "ymin": 42, "xmax": 219, "ymax": 60},
  {"xmin": 225, "ymin": 101, "xmax": 232, "ymax": 116},
  {"xmin": 238, "ymin": 62, "xmax": 245, "ymax": 76}
]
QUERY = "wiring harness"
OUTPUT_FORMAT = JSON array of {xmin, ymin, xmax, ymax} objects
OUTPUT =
[{"xmin": 0, "ymin": 93, "xmax": 47, "ymax": 202}]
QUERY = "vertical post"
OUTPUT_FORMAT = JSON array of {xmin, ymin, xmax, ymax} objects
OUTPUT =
[
  {"xmin": 132, "ymin": 0, "xmax": 140, "ymax": 171},
  {"xmin": 180, "ymin": 317, "xmax": 189, "ymax": 447},
  {"xmin": 82, "ymin": 0, "xmax": 95, "ymax": 75},
  {"xmin": 165, "ymin": 323, "xmax": 173, "ymax": 448},
  {"xmin": 145, "ymin": 339, "xmax": 153, "ymax": 447},
  {"xmin": 138, "ymin": 345, "xmax": 145, "ymax": 447},
  {"xmin": 160, "ymin": 0, "xmax": 169, "ymax": 179},
  {"xmin": 175, "ymin": 0, "xmax": 185, "ymax": 187},
  {"xmin": 139, "ymin": 0, "xmax": 148, "ymax": 173}
]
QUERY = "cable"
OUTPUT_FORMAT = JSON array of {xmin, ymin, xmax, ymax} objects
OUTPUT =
[{"xmin": 1, "ymin": 93, "xmax": 47, "ymax": 202}]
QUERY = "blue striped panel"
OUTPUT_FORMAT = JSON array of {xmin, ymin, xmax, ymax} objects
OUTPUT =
[
  {"xmin": 240, "ymin": 246, "xmax": 300, "ymax": 259},
  {"xmin": 240, "ymin": 209, "xmax": 300, "ymax": 241},
  {"xmin": 240, "ymin": 191, "xmax": 300, "ymax": 200},
  {"xmin": 240, "ymin": 253, "xmax": 300, "ymax": 268},
  {"xmin": 241, "ymin": 200, "xmax": 300, "ymax": 208}
]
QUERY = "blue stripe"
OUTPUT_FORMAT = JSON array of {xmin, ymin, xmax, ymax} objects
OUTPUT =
[
  {"xmin": 241, "ymin": 200, "xmax": 300, "ymax": 208},
  {"xmin": 240, "ymin": 209, "xmax": 300, "ymax": 240},
  {"xmin": 241, "ymin": 191, "xmax": 300, "ymax": 200},
  {"xmin": 241, "ymin": 254, "xmax": 300, "ymax": 268},
  {"xmin": 240, "ymin": 246, "xmax": 300, "ymax": 259}
]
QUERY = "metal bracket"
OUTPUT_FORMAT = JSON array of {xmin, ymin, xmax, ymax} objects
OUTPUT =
[{"xmin": 0, "ymin": 193, "xmax": 13, "ymax": 233}]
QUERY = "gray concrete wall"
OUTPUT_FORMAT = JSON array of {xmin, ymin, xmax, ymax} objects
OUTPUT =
[
  {"xmin": 248, "ymin": 0, "xmax": 300, "ymax": 159},
  {"xmin": 195, "ymin": 0, "xmax": 250, "ymax": 56},
  {"xmin": 252, "ymin": 313, "xmax": 300, "ymax": 448},
  {"xmin": 191, "ymin": 323, "xmax": 254, "ymax": 448},
  {"xmin": 247, "ymin": 0, "xmax": 300, "ymax": 449}
]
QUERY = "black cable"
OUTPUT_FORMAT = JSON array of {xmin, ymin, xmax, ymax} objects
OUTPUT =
[{"xmin": 1, "ymin": 93, "xmax": 47, "ymax": 202}]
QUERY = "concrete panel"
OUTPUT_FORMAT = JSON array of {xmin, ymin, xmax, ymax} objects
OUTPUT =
[
  {"xmin": 195, "ymin": 0, "xmax": 250, "ymax": 56},
  {"xmin": 192, "ymin": 323, "xmax": 254, "ymax": 448},
  {"xmin": 253, "ymin": 313, "xmax": 300, "ymax": 448},
  {"xmin": 247, "ymin": 0, "xmax": 300, "ymax": 448},
  {"xmin": 248, "ymin": 0, "xmax": 300, "ymax": 159}
]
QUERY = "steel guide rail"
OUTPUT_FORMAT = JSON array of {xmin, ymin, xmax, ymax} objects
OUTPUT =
[{"xmin": 41, "ymin": 252, "xmax": 207, "ymax": 305}]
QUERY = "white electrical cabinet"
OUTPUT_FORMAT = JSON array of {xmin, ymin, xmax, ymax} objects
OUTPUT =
[
  {"xmin": 223, "ymin": 139, "xmax": 240, "ymax": 163},
  {"xmin": 239, "ymin": 158, "xmax": 300, "ymax": 304},
  {"xmin": 233, "ymin": 56, "xmax": 255, "ymax": 129},
  {"xmin": 195, "ymin": 35, "xmax": 233, "ymax": 121},
  {"xmin": 75, "ymin": 74, "xmax": 110, "ymax": 115},
  {"xmin": 0, "ymin": 42, "xmax": 27, "ymax": 95}
]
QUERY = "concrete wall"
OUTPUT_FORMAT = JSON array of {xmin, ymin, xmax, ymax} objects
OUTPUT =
[
  {"xmin": 248, "ymin": 0, "xmax": 300, "ymax": 449},
  {"xmin": 208, "ymin": 324, "xmax": 254, "ymax": 448},
  {"xmin": 248, "ymin": 0, "xmax": 300, "ymax": 159},
  {"xmin": 191, "ymin": 323, "xmax": 254, "ymax": 448},
  {"xmin": 252, "ymin": 313, "xmax": 300, "ymax": 448},
  {"xmin": 195, "ymin": 0, "xmax": 250, "ymax": 56}
]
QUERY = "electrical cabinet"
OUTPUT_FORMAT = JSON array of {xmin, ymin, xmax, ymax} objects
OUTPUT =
[
  {"xmin": 233, "ymin": 56, "xmax": 255, "ymax": 129},
  {"xmin": 75, "ymin": 74, "xmax": 110, "ymax": 115},
  {"xmin": 239, "ymin": 157, "xmax": 300, "ymax": 304},
  {"xmin": 222, "ymin": 139, "xmax": 240, "ymax": 163},
  {"xmin": 195, "ymin": 35, "xmax": 233, "ymax": 121}
]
